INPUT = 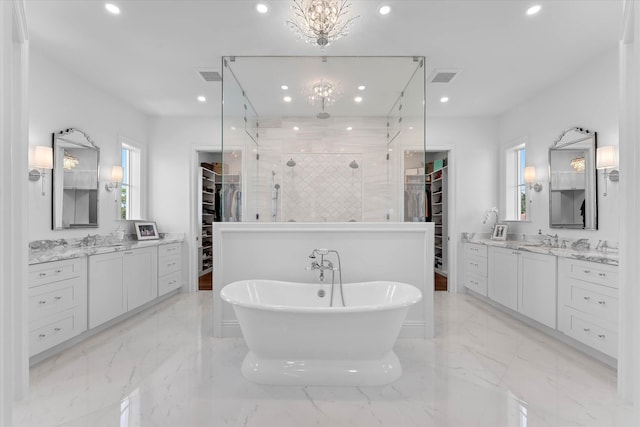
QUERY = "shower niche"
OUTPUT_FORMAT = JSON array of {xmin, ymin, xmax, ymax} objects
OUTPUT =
[{"xmin": 221, "ymin": 56, "xmax": 426, "ymax": 222}]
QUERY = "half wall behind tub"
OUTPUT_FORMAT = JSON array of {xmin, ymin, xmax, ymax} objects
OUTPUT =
[{"xmin": 213, "ymin": 222, "xmax": 435, "ymax": 339}]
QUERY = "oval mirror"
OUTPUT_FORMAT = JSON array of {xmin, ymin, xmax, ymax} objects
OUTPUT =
[
  {"xmin": 52, "ymin": 128, "xmax": 100, "ymax": 229},
  {"xmin": 549, "ymin": 127, "xmax": 597, "ymax": 230}
]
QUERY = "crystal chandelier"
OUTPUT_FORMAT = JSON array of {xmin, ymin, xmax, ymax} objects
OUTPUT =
[
  {"xmin": 570, "ymin": 156, "xmax": 585, "ymax": 172},
  {"xmin": 63, "ymin": 152, "xmax": 79, "ymax": 169},
  {"xmin": 308, "ymin": 80, "xmax": 340, "ymax": 118},
  {"xmin": 287, "ymin": 0, "xmax": 359, "ymax": 48}
]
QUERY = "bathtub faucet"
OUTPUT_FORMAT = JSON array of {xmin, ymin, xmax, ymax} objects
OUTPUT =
[
  {"xmin": 308, "ymin": 248, "xmax": 335, "ymax": 281},
  {"xmin": 307, "ymin": 249, "xmax": 345, "ymax": 307}
]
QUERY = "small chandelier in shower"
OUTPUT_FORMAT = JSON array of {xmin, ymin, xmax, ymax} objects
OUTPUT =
[
  {"xmin": 308, "ymin": 80, "xmax": 340, "ymax": 119},
  {"xmin": 286, "ymin": 0, "xmax": 360, "ymax": 48}
]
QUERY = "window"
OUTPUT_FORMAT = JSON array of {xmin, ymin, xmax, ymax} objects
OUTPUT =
[
  {"xmin": 121, "ymin": 142, "xmax": 142, "ymax": 220},
  {"xmin": 505, "ymin": 142, "xmax": 527, "ymax": 220}
]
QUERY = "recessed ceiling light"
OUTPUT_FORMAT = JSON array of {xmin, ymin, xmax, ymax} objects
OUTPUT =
[
  {"xmin": 354, "ymin": 96, "xmax": 363, "ymax": 103},
  {"xmin": 281, "ymin": 85, "xmax": 289, "ymax": 90},
  {"xmin": 230, "ymin": 126, "xmax": 236, "ymax": 131},
  {"xmin": 283, "ymin": 96, "xmax": 292, "ymax": 103},
  {"xmin": 197, "ymin": 95, "xmax": 206, "ymax": 102},
  {"xmin": 440, "ymin": 96, "xmax": 449, "ymax": 103},
  {"xmin": 105, "ymin": 3, "xmax": 120, "ymax": 14},
  {"xmin": 388, "ymin": 148, "xmax": 393, "ymax": 152},
  {"xmin": 526, "ymin": 5, "xmax": 541, "ymax": 15},
  {"xmin": 293, "ymin": 126, "xmax": 299, "ymax": 131},
  {"xmin": 409, "ymin": 126, "xmax": 414, "ymax": 130},
  {"xmin": 378, "ymin": 5, "xmax": 391, "ymax": 15},
  {"xmin": 358, "ymin": 85, "xmax": 366, "ymax": 91},
  {"xmin": 256, "ymin": 3, "xmax": 268, "ymax": 14},
  {"xmin": 346, "ymin": 126, "xmax": 353, "ymax": 131}
]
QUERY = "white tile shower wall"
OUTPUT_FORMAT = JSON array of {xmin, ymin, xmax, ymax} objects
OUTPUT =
[{"xmin": 281, "ymin": 153, "xmax": 363, "ymax": 222}]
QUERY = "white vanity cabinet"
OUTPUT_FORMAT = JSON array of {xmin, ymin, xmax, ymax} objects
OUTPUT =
[
  {"xmin": 28, "ymin": 258, "xmax": 87, "ymax": 356},
  {"xmin": 488, "ymin": 247, "xmax": 519, "ymax": 311},
  {"xmin": 558, "ymin": 258, "xmax": 618, "ymax": 358},
  {"xmin": 158, "ymin": 242, "xmax": 182, "ymax": 296},
  {"xmin": 463, "ymin": 243, "xmax": 488, "ymax": 295},
  {"xmin": 488, "ymin": 247, "xmax": 557, "ymax": 328},
  {"xmin": 518, "ymin": 251, "xmax": 557, "ymax": 329},
  {"xmin": 88, "ymin": 246, "xmax": 158, "ymax": 329}
]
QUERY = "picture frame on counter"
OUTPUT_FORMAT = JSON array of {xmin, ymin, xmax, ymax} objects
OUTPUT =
[
  {"xmin": 491, "ymin": 224, "xmax": 508, "ymax": 240},
  {"xmin": 134, "ymin": 221, "xmax": 159, "ymax": 240}
]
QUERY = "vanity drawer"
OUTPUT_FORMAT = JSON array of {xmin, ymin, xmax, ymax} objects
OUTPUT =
[
  {"xmin": 158, "ymin": 243, "xmax": 182, "ymax": 257},
  {"xmin": 464, "ymin": 273, "xmax": 487, "ymax": 296},
  {"xmin": 28, "ymin": 276, "xmax": 85, "ymax": 323},
  {"xmin": 561, "ymin": 307, "xmax": 617, "ymax": 358},
  {"xmin": 566, "ymin": 259, "xmax": 618, "ymax": 288},
  {"xmin": 564, "ymin": 278, "xmax": 618, "ymax": 324},
  {"xmin": 29, "ymin": 307, "xmax": 86, "ymax": 357},
  {"xmin": 464, "ymin": 255, "xmax": 487, "ymax": 277},
  {"xmin": 28, "ymin": 258, "xmax": 84, "ymax": 287},
  {"xmin": 159, "ymin": 255, "xmax": 181, "ymax": 276},
  {"xmin": 465, "ymin": 243, "xmax": 487, "ymax": 258},
  {"xmin": 159, "ymin": 271, "xmax": 181, "ymax": 296}
]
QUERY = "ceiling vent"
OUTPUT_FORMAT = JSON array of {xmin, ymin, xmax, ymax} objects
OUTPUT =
[
  {"xmin": 195, "ymin": 69, "xmax": 222, "ymax": 82},
  {"xmin": 429, "ymin": 69, "xmax": 460, "ymax": 84}
]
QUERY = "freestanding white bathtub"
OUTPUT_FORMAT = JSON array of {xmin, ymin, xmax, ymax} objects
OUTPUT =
[{"xmin": 220, "ymin": 279, "xmax": 422, "ymax": 386}]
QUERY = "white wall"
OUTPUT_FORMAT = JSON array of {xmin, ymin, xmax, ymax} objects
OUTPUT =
[
  {"xmin": 497, "ymin": 48, "xmax": 619, "ymax": 242},
  {"xmin": 1, "ymin": 1, "xmax": 29, "ymax": 423},
  {"xmin": 427, "ymin": 117, "xmax": 500, "ymax": 292},
  {"xmin": 28, "ymin": 49, "xmax": 150, "ymax": 241},
  {"xmin": 148, "ymin": 116, "xmax": 221, "ymax": 291}
]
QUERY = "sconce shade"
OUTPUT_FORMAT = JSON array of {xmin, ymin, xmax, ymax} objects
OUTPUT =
[
  {"xmin": 597, "ymin": 146, "xmax": 618, "ymax": 169},
  {"xmin": 524, "ymin": 166, "xmax": 536, "ymax": 184},
  {"xmin": 110, "ymin": 166, "xmax": 124, "ymax": 183},
  {"xmin": 31, "ymin": 146, "xmax": 53, "ymax": 169}
]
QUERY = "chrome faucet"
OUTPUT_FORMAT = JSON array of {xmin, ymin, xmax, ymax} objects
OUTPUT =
[
  {"xmin": 306, "ymin": 248, "xmax": 345, "ymax": 307},
  {"xmin": 307, "ymin": 249, "xmax": 335, "ymax": 281},
  {"xmin": 545, "ymin": 234, "xmax": 559, "ymax": 247}
]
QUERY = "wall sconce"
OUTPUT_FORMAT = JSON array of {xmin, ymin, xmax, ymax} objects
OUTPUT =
[
  {"xmin": 524, "ymin": 166, "xmax": 542, "ymax": 192},
  {"xmin": 596, "ymin": 145, "xmax": 619, "ymax": 196},
  {"xmin": 28, "ymin": 146, "xmax": 53, "ymax": 196},
  {"xmin": 105, "ymin": 165, "xmax": 123, "ymax": 192}
]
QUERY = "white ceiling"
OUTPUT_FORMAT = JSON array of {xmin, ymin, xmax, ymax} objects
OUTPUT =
[{"xmin": 24, "ymin": 0, "xmax": 621, "ymax": 118}]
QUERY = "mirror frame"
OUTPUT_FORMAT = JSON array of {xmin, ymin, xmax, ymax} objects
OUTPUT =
[
  {"xmin": 548, "ymin": 126, "xmax": 598, "ymax": 230},
  {"xmin": 52, "ymin": 128, "xmax": 100, "ymax": 230}
]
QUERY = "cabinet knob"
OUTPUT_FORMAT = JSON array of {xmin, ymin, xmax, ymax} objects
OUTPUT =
[
  {"xmin": 583, "ymin": 296, "xmax": 591, "ymax": 301},
  {"xmin": 54, "ymin": 296, "xmax": 62, "ymax": 301},
  {"xmin": 39, "ymin": 334, "xmax": 46, "ymax": 339},
  {"xmin": 39, "ymin": 272, "xmax": 47, "ymax": 277},
  {"xmin": 583, "ymin": 328, "xmax": 591, "ymax": 332},
  {"xmin": 583, "ymin": 270, "xmax": 591, "ymax": 274},
  {"xmin": 39, "ymin": 300, "xmax": 46, "ymax": 305},
  {"xmin": 598, "ymin": 334, "xmax": 606, "ymax": 339},
  {"xmin": 55, "ymin": 269, "xmax": 62, "ymax": 273},
  {"xmin": 598, "ymin": 273, "xmax": 606, "ymax": 277},
  {"xmin": 598, "ymin": 300, "xmax": 606, "ymax": 305},
  {"xmin": 54, "ymin": 327, "xmax": 61, "ymax": 332}
]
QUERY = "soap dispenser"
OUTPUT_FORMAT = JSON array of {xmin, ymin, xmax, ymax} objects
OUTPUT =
[{"xmin": 114, "ymin": 225, "xmax": 125, "ymax": 241}]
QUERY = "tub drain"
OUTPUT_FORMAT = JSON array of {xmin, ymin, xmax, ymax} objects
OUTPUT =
[{"xmin": 317, "ymin": 289, "xmax": 326, "ymax": 298}]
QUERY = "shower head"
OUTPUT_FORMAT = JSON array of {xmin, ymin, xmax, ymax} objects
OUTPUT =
[
  {"xmin": 349, "ymin": 160, "xmax": 359, "ymax": 169},
  {"xmin": 286, "ymin": 158, "xmax": 296, "ymax": 167}
]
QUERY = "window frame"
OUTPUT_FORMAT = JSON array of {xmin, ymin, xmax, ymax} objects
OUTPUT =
[
  {"xmin": 120, "ymin": 139, "xmax": 143, "ymax": 220},
  {"xmin": 505, "ymin": 141, "xmax": 527, "ymax": 221}
]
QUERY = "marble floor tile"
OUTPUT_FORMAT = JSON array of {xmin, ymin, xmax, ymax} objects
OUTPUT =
[{"xmin": 13, "ymin": 292, "xmax": 638, "ymax": 427}]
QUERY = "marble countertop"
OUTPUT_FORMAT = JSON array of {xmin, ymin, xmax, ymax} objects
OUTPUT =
[
  {"xmin": 29, "ymin": 233, "xmax": 184, "ymax": 265},
  {"xmin": 462, "ymin": 235, "xmax": 619, "ymax": 266}
]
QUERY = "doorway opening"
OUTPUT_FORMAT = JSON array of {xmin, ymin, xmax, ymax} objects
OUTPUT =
[{"xmin": 403, "ymin": 149, "xmax": 452, "ymax": 291}]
